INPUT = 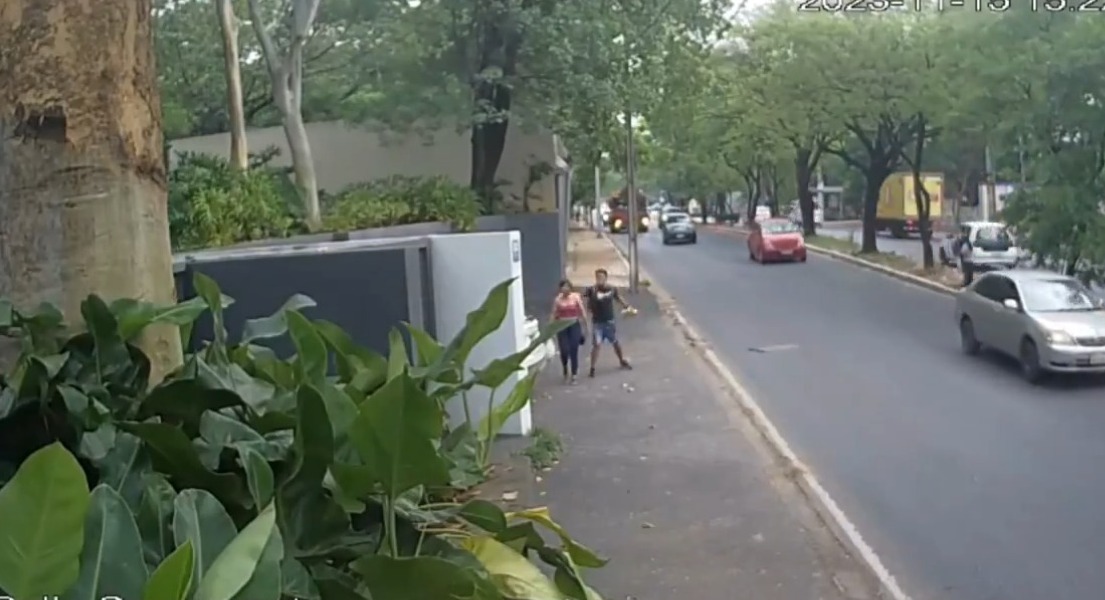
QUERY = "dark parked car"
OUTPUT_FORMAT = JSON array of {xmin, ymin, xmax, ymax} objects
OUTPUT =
[{"xmin": 661, "ymin": 212, "xmax": 697, "ymax": 244}]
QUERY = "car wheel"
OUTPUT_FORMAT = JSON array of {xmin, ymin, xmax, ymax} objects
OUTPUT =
[
  {"xmin": 662, "ymin": 237, "xmax": 669, "ymax": 245},
  {"xmin": 690, "ymin": 235, "xmax": 697, "ymax": 244},
  {"xmin": 1019, "ymin": 338, "xmax": 1044, "ymax": 384},
  {"xmin": 959, "ymin": 317, "xmax": 981, "ymax": 355}
]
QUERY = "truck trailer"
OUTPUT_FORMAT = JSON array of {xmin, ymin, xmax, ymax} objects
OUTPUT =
[{"xmin": 876, "ymin": 172, "xmax": 943, "ymax": 238}]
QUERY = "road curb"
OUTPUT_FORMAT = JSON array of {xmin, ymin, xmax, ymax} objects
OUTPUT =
[
  {"xmin": 704, "ymin": 225, "xmax": 958, "ymax": 297},
  {"xmin": 599, "ymin": 230, "xmax": 911, "ymax": 600}
]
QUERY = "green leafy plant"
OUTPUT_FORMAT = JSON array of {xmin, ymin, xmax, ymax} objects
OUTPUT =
[
  {"xmin": 519, "ymin": 428, "xmax": 563, "ymax": 471},
  {"xmin": 0, "ymin": 274, "xmax": 596, "ymax": 599},
  {"xmin": 322, "ymin": 175, "xmax": 482, "ymax": 232},
  {"xmin": 168, "ymin": 152, "xmax": 296, "ymax": 250}
]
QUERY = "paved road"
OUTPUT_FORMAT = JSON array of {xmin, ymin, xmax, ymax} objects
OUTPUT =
[{"xmin": 612, "ymin": 228, "xmax": 1105, "ymax": 600}]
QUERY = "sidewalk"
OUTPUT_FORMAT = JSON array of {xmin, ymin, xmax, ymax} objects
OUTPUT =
[{"xmin": 529, "ymin": 232, "xmax": 880, "ymax": 599}]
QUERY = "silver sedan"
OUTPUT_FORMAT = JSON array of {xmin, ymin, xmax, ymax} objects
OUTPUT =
[{"xmin": 955, "ymin": 269, "xmax": 1105, "ymax": 383}]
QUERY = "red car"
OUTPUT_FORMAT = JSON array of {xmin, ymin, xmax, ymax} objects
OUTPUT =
[{"xmin": 748, "ymin": 219, "xmax": 807, "ymax": 263}]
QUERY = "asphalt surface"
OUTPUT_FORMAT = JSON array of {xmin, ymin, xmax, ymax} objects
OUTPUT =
[
  {"xmin": 530, "ymin": 292, "xmax": 879, "ymax": 600},
  {"xmin": 613, "ymin": 228, "xmax": 1105, "ymax": 600}
]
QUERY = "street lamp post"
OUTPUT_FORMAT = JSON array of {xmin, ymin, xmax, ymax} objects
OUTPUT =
[
  {"xmin": 625, "ymin": 110, "xmax": 639, "ymax": 293},
  {"xmin": 983, "ymin": 144, "xmax": 996, "ymax": 221},
  {"xmin": 593, "ymin": 164, "xmax": 601, "ymax": 231}
]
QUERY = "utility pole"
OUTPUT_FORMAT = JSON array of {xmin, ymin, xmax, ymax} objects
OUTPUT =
[
  {"xmin": 594, "ymin": 164, "xmax": 602, "ymax": 232},
  {"xmin": 626, "ymin": 110, "xmax": 640, "ymax": 293},
  {"xmin": 983, "ymin": 144, "xmax": 996, "ymax": 222}
]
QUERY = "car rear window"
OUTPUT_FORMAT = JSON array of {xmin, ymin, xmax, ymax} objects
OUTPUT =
[
  {"xmin": 975, "ymin": 225, "xmax": 1012, "ymax": 251},
  {"xmin": 763, "ymin": 221, "xmax": 799, "ymax": 234}
]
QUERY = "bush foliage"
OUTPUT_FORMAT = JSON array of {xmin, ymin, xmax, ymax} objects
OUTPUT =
[
  {"xmin": 169, "ymin": 153, "xmax": 482, "ymax": 250},
  {"xmin": 0, "ymin": 276, "xmax": 603, "ymax": 599},
  {"xmin": 322, "ymin": 175, "xmax": 481, "ymax": 232},
  {"xmin": 168, "ymin": 152, "xmax": 296, "ymax": 250}
]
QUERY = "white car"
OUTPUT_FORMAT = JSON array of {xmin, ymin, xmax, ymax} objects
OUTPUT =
[
  {"xmin": 939, "ymin": 221, "xmax": 1021, "ymax": 272},
  {"xmin": 955, "ymin": 270, "xmax": 1105, "ymax": 382}
]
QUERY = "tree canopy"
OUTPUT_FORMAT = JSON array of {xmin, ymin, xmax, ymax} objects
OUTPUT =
[
  {"xmin": 155, "ymin": 0, "xmax": 726, "ymax": 210},
  {"xmin": 641, "ymin": 4, "xmax": 1105, "ymax": 276}
]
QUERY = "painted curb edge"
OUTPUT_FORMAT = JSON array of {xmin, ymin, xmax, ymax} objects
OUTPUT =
[{"xmin": 599, "ymin": 230, "xmax": 912, "ymax": 600}]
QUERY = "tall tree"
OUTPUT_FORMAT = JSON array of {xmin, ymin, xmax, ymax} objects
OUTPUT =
[
  {"xmin": 823, "ymin": 16, "xmax": 918, "ymax": 253},
  {"xmin": 741, "ymin": 7, "xmax": 844, "ymax": 236},
  {"xmin": 247, "ymin": 0, "xmax": 324, "ymax": 228},
  {"xmin": 0, "ymin": 0, "xmax": 182, "ymax": 378},
  {"xmin": 216, "ymin": 0, "xmax": 250, "ymax": 170},
  {"xmin": 357, "ymin": 0, "xmax": 725, "ymax": 208}
]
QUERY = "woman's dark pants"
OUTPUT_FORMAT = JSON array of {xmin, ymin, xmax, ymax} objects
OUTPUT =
[{"xmin": 556, "ymin": 322, "xmax": 583, "ymax": 376}]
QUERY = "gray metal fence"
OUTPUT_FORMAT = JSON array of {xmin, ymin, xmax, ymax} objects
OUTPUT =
[{"xmin": 175, "ymin": 237, "xmax": 435, "ymax": 357}]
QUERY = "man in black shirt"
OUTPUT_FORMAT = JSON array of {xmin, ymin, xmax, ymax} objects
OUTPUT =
[{"xmin": 582, "ymin": 268, "xmax": 633, "ymax": 377}]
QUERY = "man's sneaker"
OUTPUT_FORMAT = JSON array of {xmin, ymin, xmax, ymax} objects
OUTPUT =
[
  {"xmin": 619, "ymin": 360, "xmax": 632, "ymax": 370},
  {"xmin": 588, "ymin": 367, "xmax": 596, "ymax": 377}
]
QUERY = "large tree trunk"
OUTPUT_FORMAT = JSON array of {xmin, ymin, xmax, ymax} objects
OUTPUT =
[
  {"xmin": 216, "ymin": 0, "xmax": 248, "ymax": 171},
  {"xmin": 0, "ymin": 0, "xmax": 182, "ymax": 380},
  {"xmin": 742, "ymin": 168, "xmax": 761, "ymax": 223},
  {"xmin": 764, "ymin": 165, "xmax": 781, "ymax": 216},
  {"xmin": 469, "ymin": 85, "xmax": 511, "ymax": 211},
  {"xmin": 860, "ymin": 169, "xmax": 889, "ymax": 254},
  {"xmin": 908, "ymin": 116, "xmax": 935, "ymax": 269},
  {"xmin": 468, "ymin": 15, "xmax": 520, "ymax": 213},
  {"xmin": 795, "ymin": 147, "xmax": 817, "ymax": 237},
  {"xmin": 469, "ymin": 116, "xmax": 510, "ymax": 208}
]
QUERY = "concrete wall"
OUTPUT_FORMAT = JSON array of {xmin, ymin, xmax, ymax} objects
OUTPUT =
[
  {"xmin": 169, "ymin": 120, "xmax": 564, "ymax": 213},
  {"xmin": 473, "ymin": 213, "xmax": 563, "ymax": 318}
]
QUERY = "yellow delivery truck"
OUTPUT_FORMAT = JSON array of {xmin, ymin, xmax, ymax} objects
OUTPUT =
[{"xmin": 876, "ymin": 172, "xmax": 943, "ymax": 238}]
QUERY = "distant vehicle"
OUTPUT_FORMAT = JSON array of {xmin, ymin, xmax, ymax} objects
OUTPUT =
[
  {"xmin": 661, "ymin": 212, "xmax": 697, "ymax": 245},
  {"xmin": 607, "ymin": 191, "xmax": 649, "ymax": 233},
  {"xmin": 659, "ymin": 211, "xmax": 687, "ymax": 232},
  {"xmin": 748, "ymin": 218, "xmax": 807, "ymax": 263},
  {"xmin": 754, "ymin": 205, "xmax": 772, "ymax": 222},
  {"xmin": 955, "ymin": 270, "xmax": 1105, "ymax": 383},
  {"xmin": 939, "ymin": 221, "xmax": 1020, "ymax": 272},
  {"xmin": 876, "ymin": 172, "xmax": 944, "ymax": 238}
]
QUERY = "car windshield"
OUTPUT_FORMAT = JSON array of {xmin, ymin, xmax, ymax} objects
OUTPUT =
[
  {"xmin": 666, "ymin": 214, "xmax": 689, "ymax": 222},
  {"xmin": 1020, "ymin": 278, "xmax": 1099, "ymax": 312},
  {"xmin": 763, "ymin": 221, "xmax": 799, "ymax": 234}
]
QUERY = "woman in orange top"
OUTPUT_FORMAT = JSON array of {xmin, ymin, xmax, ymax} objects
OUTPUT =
[{"xmin": 550, "ymin": 279, "xmax": 589, "ymax": 383}]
